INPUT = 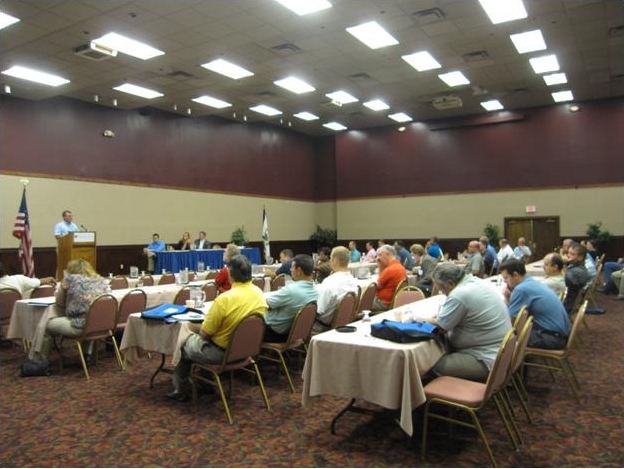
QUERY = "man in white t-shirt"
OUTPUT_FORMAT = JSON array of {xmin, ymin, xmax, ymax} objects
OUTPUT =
[
  {"xmin": 0, "ymin": 262, "xmax": 56, "ymax": 296},
  {"xmin": 313, "ymin": 246, "xmax": 358, "ymax": 332}
]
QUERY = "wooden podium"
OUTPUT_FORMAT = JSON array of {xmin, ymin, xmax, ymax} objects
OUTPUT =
[{"xmin": 57, "ymin": 232, "xmax": 97, "ymax": 279}]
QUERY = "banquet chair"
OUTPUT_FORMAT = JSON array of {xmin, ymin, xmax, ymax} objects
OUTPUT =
[
  {"xmin": 389, "ymin": 278, "xmax": 408, "ymax": 309},
  {"xmin": 355, "ymin": 282, "xmax": 377, "ymax": 319},
  {"xmin": 57, "ymin": 294, "xmax": 123, "ymax": 381},
  {"xmin": 173, "ymin": 286, "xmax": 192, "ymax": 305},
  {"xmin": 271, "ymin": 274, "xmax": 286, "ymax": 291},
  {"xmin": 202, "ymin": 282, "xmax": 218, "ymax": 301},
  {"xmin": 421, "ymin": 328, "xmax": 517, "ymax": 467},
  {"xmin": 507, "ymin": 316, "xmax": 534, "ymax": 426},
  {"xmin": 158, "ymin": 273, "xmax": 176, "ymax": 285},
  {"xmin": 391, "ymin": 286, "xmax": 425, "ymax": 309},
  {"xmin": 140, "ymin": 274, "xmax": 154, "ymax": 286},
  {"xmin": 512, "ymin": 306, "xmax": 529, "ymax": 332},
  {"xmin": 109, "ymin": 276, "xmax": 129, "ymax": 290},
  {"xmin": 30, "ymin": 285, "xmax": 55, "ymax": 298},
  {"xmin": 190, "ymin": 313, "xmax": 270, "ymax": 424},
  {"xmin": 584, "ymin": 262, "xmax": 603, "ymax": 308},
  {"xmin": 0, "ymin": 288, "xmax": 21, "ymax": 339},
  {"xmin": 252, "ymin": 276, "xmax": 266, "ymax": 291},
  {"xmin": 259, "ymin": 302, "xmax": 317, "ymax": 393},
  {"xmin": 116, "ymin": 288, "xmax": 147, "ymax": 332},
  {"xmin": 330, "ymin": 291, "xmax": 358, "ymax": 329},
  {"xmin": 523, "ymin": 301, "xmax": 588, "ymax": 403},
  {"xmin": 187, "ymin": 271, "xmax": 196, "ymax": 282},
  {"xmin": 206, "ymin": 270, "xmax": 218, "ymax": 280}
]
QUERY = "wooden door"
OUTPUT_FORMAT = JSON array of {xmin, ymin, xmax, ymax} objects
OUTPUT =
[{"xmin": 504, "ymin": 216, "xmax": 560, "ymax": 261}]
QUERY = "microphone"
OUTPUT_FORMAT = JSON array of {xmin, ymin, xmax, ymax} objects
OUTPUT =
[{"xmin": 80, "ymin": 224, "xmax": 88, "ymax": 231}]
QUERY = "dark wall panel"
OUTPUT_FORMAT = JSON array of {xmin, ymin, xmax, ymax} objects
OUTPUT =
[
  {"xmin": 334, "ymin": 98, "xmax": 624, "ymax": 199},
  {"xmin": 0, "ymin": 96, "xmax": 335, "ymax": 201}
]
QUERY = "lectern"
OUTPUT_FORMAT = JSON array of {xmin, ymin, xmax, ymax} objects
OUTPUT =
[{"xmin": 56, "ymin": 232, "xmax": 97, "ymax": 279}]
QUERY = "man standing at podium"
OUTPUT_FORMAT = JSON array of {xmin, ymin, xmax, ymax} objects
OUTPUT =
[{"xmin": 54, "ymin": 210, "xmax": 79, "ymax": 239}]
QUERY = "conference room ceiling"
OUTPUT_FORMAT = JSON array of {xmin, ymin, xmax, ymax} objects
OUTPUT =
[{"xmin": 1, "ymin": 0, "xmax": 622, "ymax": 136}]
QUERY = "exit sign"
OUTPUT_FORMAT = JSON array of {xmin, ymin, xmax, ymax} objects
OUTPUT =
[{"xmin": 526, "ymin": 205, "xmax": 536, "ymax": 213}]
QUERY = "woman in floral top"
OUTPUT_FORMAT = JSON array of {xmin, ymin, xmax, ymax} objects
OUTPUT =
[{"xmin": 34, "ymin": 259, "xmax": 108, "ymax": 367}]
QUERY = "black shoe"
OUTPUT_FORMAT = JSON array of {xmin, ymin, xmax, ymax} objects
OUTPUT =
[{"xmin": 166, "ymin": 391, "xmax": 189, "ymax": 402}]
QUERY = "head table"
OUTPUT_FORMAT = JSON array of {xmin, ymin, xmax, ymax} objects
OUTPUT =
[{"xmin": 156, "ymin": 247, "xmax": 261, "ymax": 273}]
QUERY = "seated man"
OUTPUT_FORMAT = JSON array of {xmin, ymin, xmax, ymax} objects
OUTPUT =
[
  {"xmin": 0, "ymin": 262, "xmax": 56, "ymax": 295},
  {"xmin": 612, "ymin": 268, "xmax": 624, "ymax": 300},
  {"xmin": 214, "ymin": 244, "xmax": 241, "ymax": 293},
  {"xmin": 143, "ymin": 233, "xmax": 165, "ymax": 273},
  {"xmin": 479, "ymin": 236, "xmax": 498, "ymax": 276},
  {"xmin": 264, "ymin": 249, "xmax": 293, "ymax": 279},
  {"xmin": 313, "ymin": 246, "xmax": 358, "ymax": 332},
  {"xmin": 394, "ymin": 240, "xmax": 415, "ymax": 271},
  {"xmin": 563, "ymin": 242, "xmax": 590, "ymax": 313},
  {"xmin": 167, "ymin": 255, "xmax": 267, "ymax": 401},
  {"xmin": 313, "ymin": 246, "xmax": 332, "ymax": 284},
  {"xmin": 464, "ymin": 240, "xmax": 484, "ymax": 277},
  {"xmin": 348, "ymin": 241, "xmax": 361, "ymax": 262},
  {"xmin": 426, "ymin": 236, "xmax": 443, "ymax": 260},
  {"xmin": 513, "ymin": 237, "xmax": 532, "ymax": 263},
  {"xmin": 410, "ymin": 243, "xmax": 438, "ymax": 296},
  {"xmin": 500, "ymin": 259, "xmax": 570, "ymax": 349},
  {"xmin": 497, "ymin": 238, "xmax": 515, "ymax": 265},
  {"xmin": 599, "ymin": 257, "xmax": 623, "ymax": 294},
  {"xmin": 362, "ymin": 241, "xmax": 377, "ymax": 262},
  {"xmin": 421, "ymin": 263, "xmax": 510, "ymax": 382},
  {"xmin": 541, "ymin": 253, "xmax": 566, "ymax": 297},
  {"xmin": 372, "ymin": 245, "xmax": 407, "ymax": 312},
  {"xmin": 192, "ymin": 231, "xmax": 211, "ymax": 250},
  {"xmin": 264, "ymin": 254, "xmax": 318, "ymax": 342}
]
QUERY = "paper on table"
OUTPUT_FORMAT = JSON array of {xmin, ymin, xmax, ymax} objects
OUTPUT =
[
  {"xmin": 164, "ymin": 311, "xmax": 206, "ymax": 323},
  {"xmin": 28, "ymin": 298, "xmax": 56, "ymax": 306}
]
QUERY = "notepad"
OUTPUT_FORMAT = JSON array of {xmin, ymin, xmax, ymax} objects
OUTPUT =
[
  {"xmin": 28, "ymin": 298, "xmax": 56, "ymax": 306},
  {"xmin": 164, "ymin": 311, "xmax": 206, "ymax": 323}
]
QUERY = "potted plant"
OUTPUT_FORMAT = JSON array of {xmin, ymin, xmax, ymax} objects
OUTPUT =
[
  {"xmin": 483, "ymin": 222, "xmax": 501, "ymax": 247},
  {"xmin": 586, "ymin": 221, "xmax": 611, "ymax": 255},
  {"xmin": 309, "ymin": 225, "xmax": 337, "ymax": 251},
  {"xmin": 230, "ymin": 226, "xmax": 248, "ymax": 247}
]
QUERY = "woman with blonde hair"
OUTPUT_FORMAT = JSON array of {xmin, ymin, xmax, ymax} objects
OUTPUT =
[
  {"xmin": 176, "ymin": 231, "xmax": 192, "ymax": 251},
  {"xmin": 214, "ymin": 243, "xmax": 241, "ymax": 293}
]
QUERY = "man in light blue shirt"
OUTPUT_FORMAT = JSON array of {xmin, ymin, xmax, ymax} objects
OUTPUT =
[
  {"xmin": 348, "ymin": 241, "xmax": 361, "ymax": 262},
  {"xmin": 143, "ymin": 233, "xmax": 166, "ymax": 273},
  {"xmin": 54, "ymin": 210, "xmax": 79, "ymax": 239},
  {"xmin": 264, "ymin": 254, "xmax": 318, "ymax": 342}
]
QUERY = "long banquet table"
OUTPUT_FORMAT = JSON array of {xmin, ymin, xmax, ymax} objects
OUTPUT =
[
  {"xmin": 301, "ymin": 294, "xmax": 447, "ymax": 436},
  {"xmin": 156, "ymin": 248, "xmax": 261, "ymax": 273}
]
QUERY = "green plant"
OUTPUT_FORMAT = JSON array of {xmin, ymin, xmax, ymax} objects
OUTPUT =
[
  {"xmin": 230, "ymin": 226, "xmax": 248, "ymax": 247},
  {"xmin": 586, "ymin": 221, "xmax": 611, "ymax": 255},
  {"xmin": 483, "ymin": 223, "xmax": 501, "ymax": 247},
  {"xmin": 309, "ymin": 225, "xmax": 337, "ymax": 250}
]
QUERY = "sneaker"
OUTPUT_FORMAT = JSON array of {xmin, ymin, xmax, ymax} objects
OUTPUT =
[
  {"xmin": 166, "ymin": 391, "xmax": 189, "ymax": 402},
  {"xmin": 613, "ymin": 295, "xmax": 624, "ymax": 301}
]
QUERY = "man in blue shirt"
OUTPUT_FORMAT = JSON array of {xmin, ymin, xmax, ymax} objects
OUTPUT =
[
  {"xmin": 394, "ymin": 240, "xmax": 415, "ymax": 271},
  {"xmin": 500, "ymin": 258, "xmax": 570, "ymax": 349},
  {"xmin": 348, "ymin": 241, "xmax": 361, "ymax": 262},
  {"xmin": 54, "ymin": 210, "xmax": 79, "ymax": 239},
  {"xmin": 143, "ymin": 233, "xmax": 166, "ymax": 273},
  {"xmin": 426, "ymin": 236, "xmax": 442, "ymax": 260},
  {"xmin": 479, "ymin": 236, "xmax": 498, "ymax": 276}
]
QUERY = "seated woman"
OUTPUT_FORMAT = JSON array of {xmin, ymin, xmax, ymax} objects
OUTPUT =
[
  {"xmin": 32, "ymin": 259, "xmax": 108, "ymax": 369},
  {"xmin": 214, "ymin": 243, "xmax": 241, "ymax": 293},
  {"xmin": 176, "ymin": 232, "xmax": 192, "ymax": 251}
]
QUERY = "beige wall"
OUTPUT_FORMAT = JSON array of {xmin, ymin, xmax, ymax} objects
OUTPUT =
[{"xmin": 336, "ymin": 186, "xmax": 624, "ymax": 240}]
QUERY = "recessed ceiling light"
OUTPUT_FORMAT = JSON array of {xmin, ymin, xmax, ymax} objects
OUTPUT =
[
  {"xmin": 0, "ymin": 11, "xmax": 20, "ymax": 30},
  {"xmin": 438, "ymin": 71, "xmax": 470, "ymax": 87},
  {"xmin": 323, "ymin": 121, "xmax": 347, "ymax": 131},
  {"xmin": 568, "ymin": 104, "xmax": 580, "ymax": 112},
  {"xmin": 479, "ymin": 0, "xmax": 527, "ymax": 25},
  {"xmin": 113, "ymin": 83, "xmax": 163, "ymax": 99},
  {"xmin": 552, "ymin": 90, "xmax": 573, "ymax": 103},
  {"xmin": 346, "ymin": 21, "xmax": 399, "ymax": 49},
  {"xmin": 510, "ymin": 30, "xmax": 546, "ymax": 54},
  {"xmin": 388, "ymin": 112, "xmax": 412, "ymax": 123},
  {"xmin": 250, "ymin": 104, "xmax": 282, "ymax": 116},
  {"xmin": 325, "ymin": 90, "xmax": 358, "ymax": 105},
  {"xmin": 1, "ymin": 65, "xmax": 69, "ymax": 87},
  {"xmin": 363, "ymin": 99, "xmax": 390, "ymax": 111},
  {"xmin": 192, "ymin": 95, "xmax": 232, "ymax": 109},
  {"xmin": 201, "ymin": 58, "xmax": 253, "ymax": 79},
  {"xmin": 529, "ymin": 54, "xmax": 559, "ymax": 74},
  {"xmin": 401, "ymin": 51, "xmax": 441, "ymax": 71},
  {"xmin": 294, "ymin": 111, "xmax": 319, "ymax": 121},
  {"xmin": 274, "ymin": 76, "xmax": 315, "ymax": 94},
  {"xmin": 543, "ymin": 72, "xmax": 567, "ymax": 86},
  {"xmin": 92, "ymin": 32, "xmax": 164, "ymax": 60},
  {"xmin": 273, "ymin": 0, "xmax": 332, "ymax": 16},
  {"xmin": 481, "ymin": 99, "xmax": 504, "ymax": 111}
]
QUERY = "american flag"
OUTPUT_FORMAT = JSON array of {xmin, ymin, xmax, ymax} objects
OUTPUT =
[{"xmin": 13, "ymin": 188, "xmax": 34, "ymax": 277}]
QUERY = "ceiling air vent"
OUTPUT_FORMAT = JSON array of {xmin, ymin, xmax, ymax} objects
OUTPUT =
[
  {"xmin": 432, "ymin": 95, "xmax": 462, "ymax": 110},
  {"xmin": 413, "ymin": 7, "xmax": 445, "ymax": 25},
  {"xmin": 463, "ymin": 50, "xmax": 489, "ymax": 62},
  {"xmin": 349, "ymin": 72, "xmax": 372, "ymax": 81},
  {"xmin": 167, "ymin": 70, "xmax": 193, "ymax": 79},
  {"xmin": 74, "ymin": 42, "xmax": 117, "ymax": 61},
  {"xmin": 270, "ymin": 42, "xmax": 302, "ymax": 56},
  {"xmin": 256, "ymin": 90, "xmax": 276, "ymax": 97}
]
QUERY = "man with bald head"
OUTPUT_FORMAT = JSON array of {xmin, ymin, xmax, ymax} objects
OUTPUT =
[{"xmin": 464, "ymin": 240, "xmax": 483, "ymax": 277}]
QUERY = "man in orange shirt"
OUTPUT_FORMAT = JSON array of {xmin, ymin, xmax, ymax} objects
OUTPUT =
[{"xmin": 372, "ymin": 245, "xmax": 407, "ymax": 311}]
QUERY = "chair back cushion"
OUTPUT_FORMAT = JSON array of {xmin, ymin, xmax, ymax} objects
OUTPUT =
[
  {"xmin": 110, "ymin": 277, "xmax": 129, "ymax": 290},
  {"xmin": 484, "ymin": 328, "xmax": 517, "ymax": 399},
  {"xmin": 512, "ymin": 306, "xmax": 529, "ymax": 332},
  {"xmin": 223, "ymin": 313, "xmax": 266, "ymax": 365},
  {"xmin": 392, "ymin": 287, "xmax": 425, "ymax": 308},
  {"xmin": 0, "ymin": 288, "xmax": 22, "ymax": 321},
  {"xmin": 286, "ymin": 302, "xmax": 317, "ymax": 345},
  {"xmin": 173, "ymin": 287, "xmax": 191, "ymax": 305},
  {"xmin": 252, "ymin": 277, "xmax": 265, "ymax": 290},
  {"xmin": 511, "ymin": 316, "xmax": 533, "ymax": 374},
  {"xmin": 159, "ymin": 273, "xmax": 176, "ymax": 285},
  {"xmin": 30, "ymin": 285, "xmax": 55, "ymax": 299},
  {"xmin": 83, "ymin": 294, "xmax": 118, "ymax": 339},
  {"xmin": 271, "ymin": 274, "xmax": 286, "ymax": 291},
  {"xmin": 331, "ymin": 292, "xmax": 357, "ymax": 328},
  {"xmin": 141, "ymin": 275, "xmax": 154, "ymax": 286},
  {"xmin": 118, "ymin": 289, "xmax": 147, "ymax": 325},
  {"xmin": 203, "ymin": 282, "xmax": 218, "ymax": 301},
  {"xmin": 567, "ymin": 301, "xmax": 588, "ymax": 350},
  {"xmin": 357, "ymin": 282, "xmax": 377, "ymax": 316}
]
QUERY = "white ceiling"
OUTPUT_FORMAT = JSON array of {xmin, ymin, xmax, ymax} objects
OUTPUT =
[{"xmin": 1, "ymin": 0, "xmax": 622, "ymax": 135}]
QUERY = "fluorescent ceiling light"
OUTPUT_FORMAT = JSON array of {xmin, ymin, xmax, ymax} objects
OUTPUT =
[
  {"xmin": 363, "ymin": 99, "xmax": 390, "ymax": 111},
  {"xmin": 274, "ymin": 0, "xmax": 332, "ymax": 16},
  {"xmin": 346, "ymin": 21, "xmax": 399, "ymax": 49},
  {"xmin": 510, "ymin": 30, "xmax": 546, "ymax": 54},
  {"xmin": 294, "ymin": 111, "xmax": 319, "ymax": 121},
  {"xmin": 529, "ymin": 54, "xmax": 559, "ymax": 74},
  {"xmin": 552, "ymin": 90, "xmax": 573, "ymax": 103},
  {"xmin": 250, "ymin": 104, "xmax": 282, "ymax": 116},
  {"xmin": 1, "ymin": 65, "xmax": 69, "ymax": 87},
  {"xmin": 402, "ymin": 51, "xmax": 441, "ymax": 72},
  {"xmin": 192, "ymin": 95, "xmax": 231, "ymax": 109},
  {"xmin": 323, "ymin": 122, "xmax": 347, "ymax": 131},
  {"xmin": 479, "ymin": 0, "xmax": 527, "ymax": 24},
  {"xmin": 113, "ymin": 83, "xmax": 163, "ymax": 99},
  {"xmin": 201, "ymin": 58, "xmax": 253, "ymax": 80},
  {"xmin": 388, "ymin": 112, "xmax": 412, "ymax": 123},
  {"xmin": 543, "ymin": 72, "xmax": 567, "ymax": 86},
  {"xmin": 274, "ymin": 76, "xmax": 315, "ymax": 94},
  {"xmin": 438, "ymin": 71, "xmax": 470, "ymax": 87},
  {"xmin": 0, "ymin": 11, "xmax": 20, "ymax": 30},
  {"xmin": 93, "ymin": 32, "xmax": 164, "ymax": 60},
  {"xmin": 325, "ymin": 90, "xmax": 358, "ymax": 105},
  {"xmin": 481, "ymin": 99, "xmax": 504, "ymax": 111}
]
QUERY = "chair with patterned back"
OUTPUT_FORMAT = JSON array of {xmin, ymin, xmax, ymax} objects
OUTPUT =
[
  {"xmin": 202, "ymin": 282, "xmax": 218, "ymax": 302},
  {"xmin": 158, "ymin": 273, "xmax": 176, "ymax": 285},
  {"xmin": 391, "ymin": 286, "xmax": 425, "ymax": 309},
  {"xmin": 109, "ymin": 276, "xmax": 128, "ymax": 290},
  {"xmin": 190, "ymin": 313, "xmax": 270, "ymax": 423}
]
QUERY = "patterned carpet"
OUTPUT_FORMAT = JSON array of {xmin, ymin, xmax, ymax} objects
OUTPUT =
[{"xmin": 1, "ymin": 293, "xmax": 622, "ymax": 467}]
